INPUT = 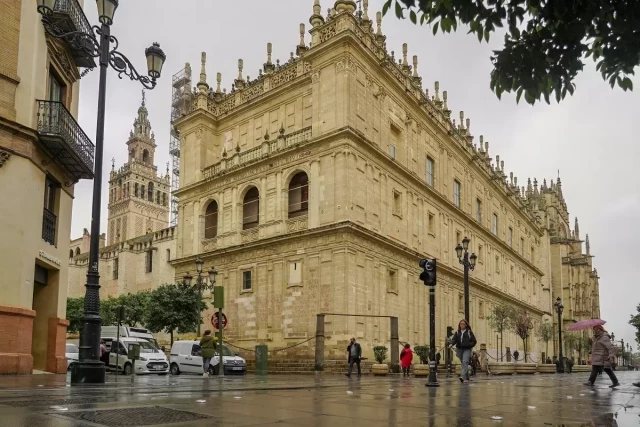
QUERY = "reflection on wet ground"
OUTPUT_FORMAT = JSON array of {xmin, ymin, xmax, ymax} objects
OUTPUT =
[{"xmin": 0, "ymin": 371, "xmax": 638, "ymax": 426}]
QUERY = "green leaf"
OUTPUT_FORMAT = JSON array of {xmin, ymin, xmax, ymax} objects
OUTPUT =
[
  {"xmin": 382, "ymin": 0, "xmax": 392, "ymax": 16},
  {"xmin": 433, "ymin": 21, "xmax": 439, "ymax": 35},
  {"xmin": 420, "ymin": 13, "xmax": 426, "ymax": 25},
  {"xmin": 516, "ymin": 87, "xmax": 523, "ymax": 104},
  {"xmin": 524, "ymin": 91, "xmax": 535, "ymax": 105},
  {"xmin": 395, "ymin": 0, "xmax": 404, "ymax": 19},
  {"xmin": 410, "ymin": 10, "xmax": 417, "ymax": 24},
  {"xmin": 484, "ymin": 30, "xmax": 490, "ymax": 42}
]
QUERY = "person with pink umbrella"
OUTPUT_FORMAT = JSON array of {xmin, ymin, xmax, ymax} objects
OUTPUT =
[{"xmin": 584, "ymin": 325, "xmax": 620, "ymax": 388}]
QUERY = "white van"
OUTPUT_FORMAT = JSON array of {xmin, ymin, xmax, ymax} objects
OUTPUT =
[
  {"xmin": 169, "ymin": 340, "xmax": 246, "ymax": 376},
  {"xmin": 101, "ymin": 326, "xmax": 160, "ymax": 349},
  {"xmin": 104, "ymin": 337, "xmax": 169, "ymax": 375}
]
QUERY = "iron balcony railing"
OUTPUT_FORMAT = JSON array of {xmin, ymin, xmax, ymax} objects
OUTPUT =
[
  {"xmin": 48, "ymin": 0, "xmax": 95, "ymax": 68},
  {"xmin": 42, "ymin": 208, "xmax": 57, "ymax": 246},
  {"xmin": 36, "ymin": 100, "xmax": 95, "ymax": 180}
]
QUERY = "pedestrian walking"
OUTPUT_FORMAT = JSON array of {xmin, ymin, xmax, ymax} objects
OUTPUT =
[
  {"xmin": 567, "ymin": 357, "xmax": 574, "ymax": 374},
  {"xmin": 346, "ymin": 337, "xmax": 362, "ymax": 378},
  {"xmin": 471, "ymin": 352, "xmax": 479, "ymax": 376},
  {"xmin": 199, "ymin": 330, "xmax": 216, "ymax": 377},
  {"xmin": 513, "ymin": 350, "xmax": 520, "ymax": 363},
  {"xmin": 99, "ymin": 340, "xmax": 108, "ymax": 365},
  {"xmin": 584, "ymin": 326, "xmax": 620, "ymax": 388},
  {"xmin": 450, "ymin": 319, "xmax": 477, "ymax": 384},
  {"xmin": 400, "ymin": 343, "xmax": 413, "ymax": 378}
]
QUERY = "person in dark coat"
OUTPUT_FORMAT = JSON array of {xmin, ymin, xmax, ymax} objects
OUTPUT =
[
  {"xmin": 584, "ymin": 326, "xmax": 619, "ymax": 388},
  {"xmin": 513, "ymin": 350, "xmax": 520, "ymax": 362},
  {"xmin": 450, "ymin": 319, "xmax": 477, "ymax": 383},
  {"xmin": 346, "ymin": 337, "xmax": 362, "ymax": 378}
]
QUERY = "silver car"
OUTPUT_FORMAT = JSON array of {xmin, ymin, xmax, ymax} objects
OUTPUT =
[{"xmin": 65, "ymin": 343, "xmax": 79, "ymax": 370}]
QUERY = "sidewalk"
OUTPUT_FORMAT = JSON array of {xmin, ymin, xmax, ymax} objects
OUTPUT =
[{"xmin": 0, "ymin": 371, "xmax": 639, "ymax": 426}]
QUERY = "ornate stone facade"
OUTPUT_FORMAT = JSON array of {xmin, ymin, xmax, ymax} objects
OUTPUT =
[
  {"xmin": 169, "ymin": 1, "xmax": 602, "ymax": 362},
  {"xmin": 107, "ymin": 93, "xmax": 171, "ymax": 245}
]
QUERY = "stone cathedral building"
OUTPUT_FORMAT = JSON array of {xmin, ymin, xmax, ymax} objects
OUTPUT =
[
  {"xmin": 69, "ymin": 1, "xmax": 601, "ymax": 363},
  {"xmin": 167, "ymin": 0, "xmax": 601, "ymax": 361}
]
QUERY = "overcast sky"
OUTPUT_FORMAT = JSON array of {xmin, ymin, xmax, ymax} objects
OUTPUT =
[{"xmin": 71, "ymin": 1, "xmax": 640, "ymax": 350}]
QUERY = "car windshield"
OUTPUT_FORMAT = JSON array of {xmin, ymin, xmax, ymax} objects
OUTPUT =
[
  {"xmin": 126, "ymin": 341, "xmax": 157, "ymax": 353},
  {"xmin": 217, "ymin": 345, "xmax": 235, "ymax": 357},
  {"xmin": 66, "ymin": 344, "xmax": 78, "ymax": 353}
]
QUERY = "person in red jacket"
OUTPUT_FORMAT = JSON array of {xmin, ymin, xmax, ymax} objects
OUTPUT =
[{"xmin": 400, "ymin": 343, "xmax": 413, "ymax": 378}]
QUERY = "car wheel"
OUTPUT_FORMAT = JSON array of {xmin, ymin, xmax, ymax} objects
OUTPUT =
[
  {"xmin": 123, "ymin": 363, "xmax": 132, "ymax": 376},
  {"xmin": 170, "ymin": 363, "xmax": 180, "ymax": 375}
]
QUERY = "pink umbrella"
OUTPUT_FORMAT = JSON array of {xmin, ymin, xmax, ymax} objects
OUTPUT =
[{"xmin": 566, "ymin": 319, "xmax": 606, "ymax": 331}]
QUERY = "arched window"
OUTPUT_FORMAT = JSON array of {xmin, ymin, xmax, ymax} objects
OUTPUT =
[
  {"xmin": 288, "ymin": 172, "xmax": 309, "ymax": 218},
  {"xmin": 142, "ymin": 149, "xmax": 149, "ymax": 164},
  {"xmin": 242, "ymin": 187, "xmax": 260, "ymax": 230},
  {"xmin": 134, "ymin": 183, "xmax": 139, "ymax": 197},
  {"xmin": 141, "ymin": 185, "xmax": 145, "ymax": 199},
  {"xmin": 156, "ymin": 190, "xmax": 160, "ymax": 204},
  {"xmin": 204, "ymin": 201, "xmax": 219, "ymax": 239},
  {"xmin": 75, "ymin": 247, "xmax": 80, "ymax": 256},
  {"xmin": 148, "ymin": 183, "xmax": 154, "ymax": 201},
  {"xmin": 162, "ymin": 193, "xmax": 167, "ymax": 206},
  {"xmin": 129, "ymin": 148, "xmax": 136, "ymax": 162},
  {"xmin": 69, "ymin": 249, "xmax": 74, "ymax": 258}
]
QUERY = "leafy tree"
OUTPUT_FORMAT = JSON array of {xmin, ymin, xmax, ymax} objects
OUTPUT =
[
  {"xmin": 512, "ymin": 310, "xmax": 534, "ymax": 362},
  {"xmin": 383, "ymin": 0, "xmax": 638, "ymax": 105},
  {"xmin": 563, "ymin": 331, "xmax": 579, "ymax": 359},
  {"xmin": 99, "ymin": 296, "xmax": 120, "ymax": 326},
  {"xmin": 118, "ymin": 292, "xmax": 151, "ymax": 326},
  {"xmin": 145, "ymin": 283, "xmax": 207, "ymax": 344},
  {"xmin": 487, "ymin": 302, "xmax": 516, "ymax": 361},
  {"xmin": 535, "ymin": 321, "xmax": 553, "ymax": 361},
  {"xmin": 629, "ymin": 303, "xmax": 640, "ymax": 347},
  {"xmin": 66, "ymin": 297, "xmax": 85, "ymax": 334}
]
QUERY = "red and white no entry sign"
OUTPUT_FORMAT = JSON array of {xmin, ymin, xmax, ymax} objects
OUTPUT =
[{"xmin": 211, "ymin": 312, "xmax": 228, "ymax": 330}]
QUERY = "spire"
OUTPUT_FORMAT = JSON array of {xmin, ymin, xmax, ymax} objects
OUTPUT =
[
  {"xmin": 197, "ymin": 52, "xmax": 208, "ymax": 93},
  {"xmin": 574, "ymin": 217, "xmax": 580, "ymax": 239},
  {"xmin": 216, "ymin": 72, "xmax": 222, "ymax": 94},
  {"xmin": 235, "ymin": 59, "xmax": 245, "ymax": 90},
  {"xmin": 433, "ymin": 81, "xmax": 442, "ymax": 108},
  {"xmin": 132, "ymin": 90, "xmax": 152, "ymax": 139},
  {"xmin": 362, "ymin": 0, "xmax": 372, "ymax": 29},
  {"xmin": 586, "ymin": 234, "xmax": 590, "ymax": 255},
  {"xmin": 533, "ymin": 178, "xmax": 539, "ymax": 196},
  {"xmin": 334, "ymin": 0, "xmax": 356, "ymax": 14},
  {"xmin": 141, "ymin": 89, "xmax": 146, "ymax": 107},
  {"xmin": 310, "ymin": 0, "xmax": 325, "ymax": 27},
  {"xmin": 459, "ymin": 111, "xmax": 465, "ymax": 133},
  {"xmin": 527, "ymin": 178, "xmax": 533, "ymax": 196},
  {"xmin": 402, "ymin": 43, "xmax": 411, "ymax": 74},
  {"xmin": 112, "ymin": 157, "xmax": 115, "ymax": 171},
  {"xmin": 264, "ymin": 43, "xmax": 275, "ymax": 74},
  {"xmin": 542, "ymin": 178, "xmax": 548, "ymax": 191},
  {"xmin": 297, "ymin": 23, "xmax": 308, "ymax": 55},
  {"xmin": 479, "ymin": 135, "xmax": 484, "ymax": 152}
]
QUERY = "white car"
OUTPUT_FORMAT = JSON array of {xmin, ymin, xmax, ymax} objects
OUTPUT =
[
  {"xmin": 169, "ymin": 340, "xmax": 246, "ymax": 376},
  {"xmin": 106, "ymin": 337, "xmax": 169, "ymax": 375},
  {"xmin": 65, "ymin": 343, "xmax": 79, "ymax": 370}
]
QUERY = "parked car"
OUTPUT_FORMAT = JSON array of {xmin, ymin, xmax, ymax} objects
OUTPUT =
[
  {"xmin": 103, "ymin": 337, "xmax": 169, "ymax": 375},
  {"xmin": 65, "ymin": 343, "xmax": 79, "ymax": 371},
  {"xmin": 101, "ymin": 326, "xmax": 161, "ymax": 350},
  {"xmin": 169, "ymin": 340, "xmax": 246, "ymax": 376}
]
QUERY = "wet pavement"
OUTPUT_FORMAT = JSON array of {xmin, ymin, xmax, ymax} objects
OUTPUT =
[{"xmin": 0, "ymin": 371, "xmax": 639, "ymax": 426}]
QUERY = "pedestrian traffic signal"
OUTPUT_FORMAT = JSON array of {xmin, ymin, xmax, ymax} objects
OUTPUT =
[{"xmin": 419, "ymin": 258, "xmax": 437, "ymax": 286}]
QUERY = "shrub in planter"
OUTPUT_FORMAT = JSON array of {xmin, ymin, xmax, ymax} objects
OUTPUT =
[
  {"xmin": 372, "ymin": 346, "xmax": 389, "ymax": 376},
  {"xmin": 413, "ymin": 345, "xmax": 430, "ymax": 364}
]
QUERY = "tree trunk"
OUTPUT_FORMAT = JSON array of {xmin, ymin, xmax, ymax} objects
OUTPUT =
[
  {"xmin": 523, "ymin": 338, "xmax": 527, "ymax": 362},
  {"xmin": 546, "ymin": 340, "xmax": 549, "ymax": 361},
  {"xmin": 170, "ymin": 329, "xmax": 174, "ymax": 345},
  {"xmin": 500, "ymin": 331, "xmax": 503, "ymax": 362}
]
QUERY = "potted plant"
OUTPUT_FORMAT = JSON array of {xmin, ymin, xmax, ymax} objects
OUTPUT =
[
  {"xmin": 413, "ymin": 345, "xmax": 430, "ymax": 377},
  {"xmin": 372, "ymin": 346, "xmax": 389, "ymax": 376}
]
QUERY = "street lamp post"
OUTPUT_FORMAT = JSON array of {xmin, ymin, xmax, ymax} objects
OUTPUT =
[
  {"xmin": 455, "ymin": 237, "xmax": 477, "ymax": 322},
  {"xmin": 554, "ymin": 297, "xmax": 564, "ymax": 373},
  {"xmin": 37, "ymin": 0, "xmax": 166, "ymax": 385},
  {"xmin": 621, "ymin": 338, "xmax": 625, "ymax": 367},
  {"xmin": 183, "ymin": 260, "xmax": 217, "ymax": 337}
]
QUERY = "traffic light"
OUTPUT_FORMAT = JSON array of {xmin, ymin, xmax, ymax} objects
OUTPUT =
[{"xmin": 419, "ymin": 258, "xmax": 437, "ymax": 286}]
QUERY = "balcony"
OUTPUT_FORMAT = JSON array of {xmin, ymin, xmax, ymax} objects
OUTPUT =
[
  {"xmin": 36, "ymin": 100, "xmax": 95, "ymax": 181},
  {"xmin": 46, "ymin": 0, "xmax": 95, "ymax": 68},
  {"xmin": 42, "ymin": 208, "xmax": 57, "ymax": 246}
]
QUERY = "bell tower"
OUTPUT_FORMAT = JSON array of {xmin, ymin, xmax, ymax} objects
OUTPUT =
[{"xmin": 107, "ymin": 91, "xmax": 170, "ymax": 245}]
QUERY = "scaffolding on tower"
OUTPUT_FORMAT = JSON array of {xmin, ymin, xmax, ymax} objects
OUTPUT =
[{"xmin": 169, "ymin": 64, "xmax": 192, "ymax": 226}]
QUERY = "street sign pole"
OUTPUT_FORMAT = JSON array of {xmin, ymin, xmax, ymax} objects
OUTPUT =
[{"xmin": 218, "ymin": 308, "xmax": 224, "ymax": 378}]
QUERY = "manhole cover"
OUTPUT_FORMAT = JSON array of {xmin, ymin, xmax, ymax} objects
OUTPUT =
[
  {"xmin": 59, "ymin": 406, "xmax": 213, "ymax": 426},
  {"xmin": 2, "ymin": 397, "xmax": 106, "ymax": 407}
]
